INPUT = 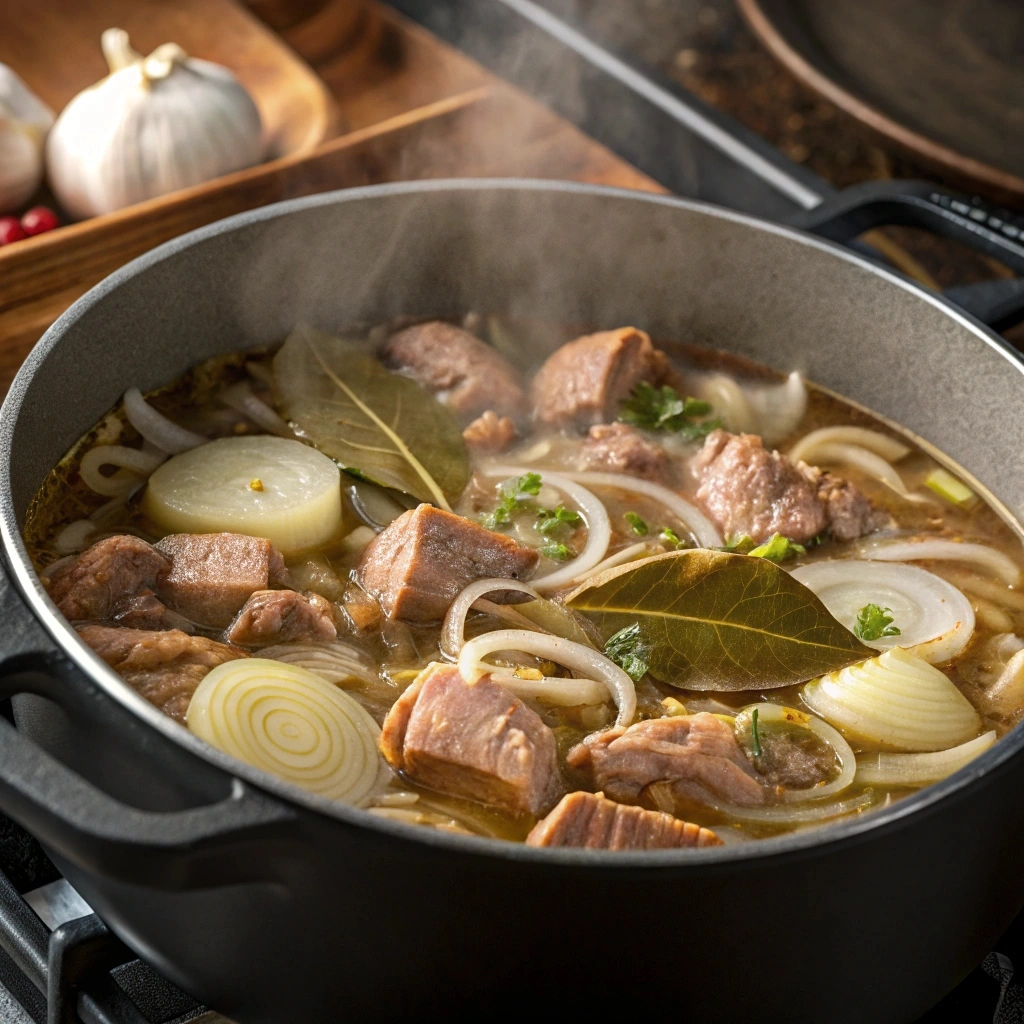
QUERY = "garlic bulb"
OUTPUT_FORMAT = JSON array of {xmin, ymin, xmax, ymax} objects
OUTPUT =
[
  {"xmin": 0, "ymin": 65, "xmax": 54, "ymax": 214},
  {"xmin": 46, "ymin": 29, "xmax": 263, "ymax": 219}
]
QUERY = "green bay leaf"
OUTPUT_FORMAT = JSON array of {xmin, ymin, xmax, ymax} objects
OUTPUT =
[
  {"xmin": 273, "ymin": 324, "xmax": 469, "ymax": 508},
  {"xmin": 566, "ymin": 550, "xmax": 873, "ymax": 691}
]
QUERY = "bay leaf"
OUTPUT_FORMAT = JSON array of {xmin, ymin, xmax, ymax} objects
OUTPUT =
[
  {"xmin": 273, "ymin": 324, "xmax": 469, "ymax": 508},
  {"xmin": 566, "ymin": 550, "xmax": 873, "ymax": 691}
]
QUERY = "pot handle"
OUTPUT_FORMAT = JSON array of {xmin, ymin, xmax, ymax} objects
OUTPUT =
[
  {"xmin": 790, "ymin": 180, "xmax": 1024, "ymax": 331},
  {"xmin": 0, "ymin": 563, "xmax": 299, "ymax": 892}
]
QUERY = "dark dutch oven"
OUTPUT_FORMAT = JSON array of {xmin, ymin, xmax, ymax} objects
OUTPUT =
[{"xmin": 2, "ymin": 181, "xmax": 1024, "ymax": 1024}]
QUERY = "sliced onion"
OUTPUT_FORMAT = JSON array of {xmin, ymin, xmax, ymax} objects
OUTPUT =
[
  {"xmin": 790, "ymin": 559, "xmax": 975, "ymax": 664},
  {"xmin": 486, "ymin": 467, "xmax": 612, "ymax": 591},
  {"xmin": 745, "ymin": 372, "xmax": 808, "ymax": 445},
  {"xmin": 54, "ymin": 519, "xmax": 97, "ymax": 554},
  {"xmin": 187, "ymin": 658, "xmax": 384, "ymax": 805},
  {"xmin": 441, "ymin": 578, "xmax": 542, "ymax": 658},
  {"xmin": 699, "ymin": 374, "xmax": 755, "ymax": 433},
  {"xmin": 458, "ymin": 628, "xmax": 635, "ymax": 727},
  {"xmin": 498, "ymin": 675, "xmax": 609, "ymax": 707},
  {"xmin": 721, "ymin": 790, "xmax": 874, "ymax": 825},
  {"xmin": 571, "ymin": 541, "xmax": 661, "ymax": 584},
  {"xmin": 803, "ymin": 647, "xmax": 982, "ymax": 752},
  {"xmin": 79, "ymin": 444, "xmax": 166, "ymax": 496},
  {"xmin": 563, "ymin": 471, "xmax": 723, "ymax": 548},
  {"xmin": 986, "ymin": 648, "xmax": 1024, "ymax": 711},
  {"xmin": 123, "ymin": 387, "xmax": 206, "ymax": 454},
  {"xmin": 788, "ymin": 426, "xmax": 910, "ymax": 465},
  {"xmin": 937, "ymin": 569, "xmax": 1024, "ymax": 613},
  {"xmin": 735, "ymin": 703, "xmax": 856, "ymax": 803},
  {"xmin": 258, "ymin": 640, "xmax": 378, "ymax": 688},
  {"xmin": 971, "ymin": 597, "xmax": 1015, "ymax": 634},
  {"xmin": 855, "ymin": 730, "xmax": 996, "ymax": 787},
  {"xmin": 220, "ymin": 382, "xmax": 295, "ymax": 438},
  {"xmin": 858, "ymin": 538, "xmax": 1023, "ymax": 587},
  {"xmin": 804, "ymin": 442, "xmax": 915, "ymax": 498}
]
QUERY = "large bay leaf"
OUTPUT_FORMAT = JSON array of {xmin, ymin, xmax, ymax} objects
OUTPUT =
[
  {"xmin": 566, "ymin": 550, "xmax": 872, "ymax": 691},
  {"xmin": 273, "ymin": 324, "xmax": 469, "ymax": 508}
]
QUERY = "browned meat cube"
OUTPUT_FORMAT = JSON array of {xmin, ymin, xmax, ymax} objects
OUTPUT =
[
  {"xmin": 77, "ymin": 625, "xmax": 246, "ymax": 722},
  {"xmin": 379, "ymin": 321, "xmax": 526, "ymax": 423},
  {"xmin": 113, "ymin": 591, "xmax": 176, "ymax": 631},
  {"xmin": 579, "ymin": 422, "xmax": 668, "ymax": 481},
  {"xmin": 693, "ymin": 430, "xmax": 884, "ymax": 544},
  {"xmin": 155, "ymin": 533, "xmax": 286, "ymax": 628},
  {"xmin": 462, "ymin": 410, "xmax": 519, "ymax": 453},
  {"xmin": 526, "ymin": 791, "xmax": 721, "ymax": 850},
  {"xmin": 46, "ymin": 535, "xmax": 171, "ymax": 622},
  {"xmin": 567, "ymin": 712, "xmax": 764, "ymax": 808},
  {"xmin": 226, "ymin": 590, "xmax": 337, "ymax": 647},
  {"xmin": 380, "ymin": 664, "xmax": 564, "ymax": 817},
  {"xmin": 357, "ymin": 505, "xmax": 539, "ymax": 623},
  {"xmin": 752, "ymin": 726, "xmax": 836, "ymax": 790},
  {"xmin": 530, "ymin": 327, "xmax": 677, "ymax": 429}
]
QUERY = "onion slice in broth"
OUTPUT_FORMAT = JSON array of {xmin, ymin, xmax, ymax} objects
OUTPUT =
[
  {"xmin": 855, "ymin": 731, "xmax": 996, "ymax": 787},
  {"xmin": 788, "ymin": 426, "xmax": 910, "ymax": 465},
  {"xmin": 123, "ymin": 387, "xmax": 206, "ymax": 454},
  {"xmin": 441, "ymin": 578, "xmax": 544, "ymax": 658},
  {"xmin": 857, "ymin": 537, "xmax": 1023, "ymax": 587}
]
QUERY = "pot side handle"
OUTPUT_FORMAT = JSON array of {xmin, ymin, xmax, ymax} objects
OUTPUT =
[
  {"xmin": 791, "ymin": 180, "xmax": 1024, "ymax": 332},
  {"xmin": 0, "ymin": 562, "xmax": 299, "ymax": 892}
]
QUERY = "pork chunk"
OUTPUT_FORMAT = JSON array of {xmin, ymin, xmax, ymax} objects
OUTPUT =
[
  {"xmin": 526, "ymin": 791, "xmax": 721, "ymax": 850},
  {"xmin": 380, "ymin": 321, "xmax": 526, "ymax": 423},
  {"xmin": 808, "ymin": 468, "xmax": 891, "ymax": 542},
  {"xmin": 46, "ymin": 535, "xmax": 171, "ymax": 622},
  {"xmin": 530, "ymin": 327, "xmax": 677, "ymax": 429},
  {"xmin": 579, "ymin": 422, "xmax": 668, "ymax": 481},
  {"xmin": 226, "ymin": 590, "xmax": 337, "ymax": 646},
  {"xmin": 462, "ymin": 410, "xmax": 519, "ymax": 453},
  {"xmin": 156, "ymin": 533, "xmax": 286, "ymax": 628},
  {"xmin": 357, "ymin": 504, "xmax": 539, "ymax": 623},
  {"xmin": 78, "ymin": 625, "xmax": 246, "ymax": 722},
  {"xmin": 380, "ymin": 664, "xmax": 563, "ymax": 816},
  {"xmin": 567, "ymin": 713, "xmax": 764, "ymax": 808}
]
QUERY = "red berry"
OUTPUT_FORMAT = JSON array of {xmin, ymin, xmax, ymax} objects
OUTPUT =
[
  {"xmin": 0, "ymin": 217, "xmax": 26, "ymax": 245},
  {"xmin": 20, "ymin": 206, "xmax": 59, "ymax": 236}
]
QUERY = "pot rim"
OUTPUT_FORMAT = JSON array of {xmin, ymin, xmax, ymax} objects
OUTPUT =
[{"xmin": 3, "ymin": 177, "xmax": 1023, "ymax": 869}]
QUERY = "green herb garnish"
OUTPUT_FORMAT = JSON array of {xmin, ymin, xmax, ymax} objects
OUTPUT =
[
  {"xmin": 480, "ymin": 473, "xmax": 543, "ymax": 529},
  {"xmin": 536, "ymin": 504, "xmax": 582, "ymax": 534},
  {"xmin": 854, "ymin": 604, "xmax": 901, "ymax": 642},
  {"xmin": 625, "ymin": 511, "xmax": 649, "ymax": 536},
  {"xmin": 747, "ymin": 534, "xmax": 806, "ymax": 563},
  {"xmin": 603, "ymin": 623, "xmax": 650, "ymax": 682},
  {"xmin": 541, "ymin": 542, "xmax": 573, "ymax": 561},
  {"xmin": 660, "ymin": 527, "xmax": 685, "ymax": 549},
  {"xmin": 724, "ymin": 534, "xmax": 755, "ymax": 554},
  {"xmin": 750, "ymin": 707, "xmax": 762, "ymax": 758},
  {"xmin": 619, "ymin": 382, "xmax": 720, "ymax": 439}
]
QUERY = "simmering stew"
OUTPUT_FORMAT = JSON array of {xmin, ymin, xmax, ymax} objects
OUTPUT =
[{"xmin": 24, "ymin": 318, "xmax": 1024, "ymax": 849}]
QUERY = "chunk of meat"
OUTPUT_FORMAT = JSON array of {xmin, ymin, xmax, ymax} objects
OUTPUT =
[
  {"xmin": 357, "ymin": 504, "xmax": 539, "ymax": 623},
  {"xmin": 113, "ymin": 591, "xmax": 176, "ymax": 631},
  {"xmin": 78, "ymin": 625, "xmax": 246, "ymax": 723},
  {"xmin": 46, "ymin": 535, "xmax": 170, "ymax": 622},
  {"xmin": 579, "ymin": 422, "xmax": 668, "ymax": 481},
  {"xmin": 226, "ymin": 590, "xmax": 337, "ymax": 646},
  {"xmin": 754, "ymin": 728, "xmax": 836, "ymax": 790},
  {"xmin": 379, "ymin": 321, "xmax": 526, "ymax": 423},
  {"xmin": 463, "ymin": 410, "xmax": 518, "ymax": 453},
  {"xmin": 530, "ymin": 327, "xmax": 678, "ymax": 429},
  {"xmin": 380, "ymin": 664, "xmax": 563, "ymax": 816},
  {"xmin": 156, "ymin": 533, "xmax": 286, "ymax": 628},
  {"xmin": 526, "ymin": 791, "xmax": 721, "ymax": 850},
  {"xmin": 693, "ymin": 430, "xmax": 883, "ymax": 544},
  {"xmin": 567, "ymin": 713, "xmax": 764, "ymax": 807}
]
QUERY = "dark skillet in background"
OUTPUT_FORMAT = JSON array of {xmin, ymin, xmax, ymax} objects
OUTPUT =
[{"xmin": 2, "ymin": 181, "xmax": 1024, "ymax": 1023}]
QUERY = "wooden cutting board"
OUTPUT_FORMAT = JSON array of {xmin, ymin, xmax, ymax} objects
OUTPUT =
[{"xmin": 0, "ymin": 0, "xmax": 343, "ymax": 159}]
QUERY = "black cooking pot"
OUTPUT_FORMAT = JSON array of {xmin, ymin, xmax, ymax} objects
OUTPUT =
[{"xmin": 2, "ymin": 181, "xmax": 1024, "ymax": 1024}]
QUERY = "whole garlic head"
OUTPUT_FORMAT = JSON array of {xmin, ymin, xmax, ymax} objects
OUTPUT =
[
  {"xmin": 0, "ymin": 65, "xmax": 55, "ymax": 214},
  {"xmin": 46, "ymin": 29, "xmax": 264, "ymax": 219}
]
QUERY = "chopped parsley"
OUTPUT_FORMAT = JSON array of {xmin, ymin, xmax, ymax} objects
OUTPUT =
[
  {"xmin": 748, "ymin": 533, "xmax": 806, "ymax": 563},
  {"xmin": 602, "ymin": 623, "xmax": 651, "ymax": 682},
  {"xmin": 479, "ymin": 473, "xmax": 543, "ymax": 529},
  {"xmin": 618, "ymin": 382, "xmax": 720, "ymax": 439},
  {"xmin": 750, "ymin": 707, "xmax": 762, "ymax": 758},
  {"xmin": 854, "ymin": 603, "xmax": 901, "ymax": 642},
  {"xmin": 624, "ymin": 511, "xmax": 649, "ymax": 536},
  {"xmin": 535, "ymin": 504, "xmax": 581, "ymax": 534},
  {"xmin": 724, "ymin": 534, "xmax": 755, "ymax": 554},
  {"xmin": 660, "ymin": 526, "xmax": 686, "ymax": 549},
  {"xmin": 541, "ymin": 542, "xmax": 572, "ymax": 561}
]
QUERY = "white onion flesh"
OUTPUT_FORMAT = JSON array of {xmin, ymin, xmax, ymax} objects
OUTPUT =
[
  {"xmin": 806, "ymin": 442, "xmax": 915, "ymax": 498},
  {"xmin": 721, "ymin": 790, "xmax": 874, "ymax": 825},
  {"xmin": 803, "ymin": 647, "xmax": 982, "ymax": 752},
  {"xmin": 790, "ymin": 559, "xmax": 975, "ymax": 664},
  {"xmin": 123, "ymin": 388, "xmax": 206, "ymax": 454},
  {"xmin": 855, "ymin": 730, "xmax": 996, "ymax": 787},
  {"xmin": 457, "ymin": 628, "xmax": 635, "ymax": 727},
  {"xmin": 497, "ymin": 675, "xmax": 609, "ymax": 707},
  {"xmin": 54, "ymin": 519, "xmax": 97, "ymax": 554},
  {"xmin": 858, "ymin": 538, "xmax": 1022, "ymax": 587},
  {"xmin": 219, "ymin": 382, "xmax": 295, "ymax": 438},
  {"xmin": 938, "ymin": 570, "xmax": 1024, "ymax": 613},
  {"xmin": 486, "ymin": 467, "xmax": 612, "ymax": 591},
  {"xmin": 571, "ymin": 541, "xmax": 662, "ymax": 584},
  {"xmin": 735, "ymin": 703, "xmax": 856, "ymax": 803},
  {"xmin": 744, "ymin": 372, "xmax": 808, "ymax": 445},
  {"xmin": 187, "ymin": 659, "xmax": 384, "ymax": 805},
  {"xmin": 699, "ymin": 374, "xmax": 755, "ymax": 433},
  {"xmin": 257, "ymin": 640, "xmax": 378, "ymax": 688},
  {"xmin": 441, "ymin": 578, "xmax": 543, "ymax": 658},
  {"xmin": 79, "ymin": 444, "xmax": 166, "ymax": 496},
  {"xmin": 788, "ymin": 426, "xmax": 910, "ymax": 465},
  {"xmin": 986, "ymin": 648, "xmax": 1024, "ymax": 710},
  {"xmin": 563, "ymin": 470, "xmax": 723, "ymax": 548}
]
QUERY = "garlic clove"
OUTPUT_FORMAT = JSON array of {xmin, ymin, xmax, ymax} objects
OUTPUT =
[
  {"xmin": 46, "ymin": 29, "xmax": 264, "ymax": 220},
  {"xmin": 0, "ymin": 65, "xmax": 54, "ymax": 215}
]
